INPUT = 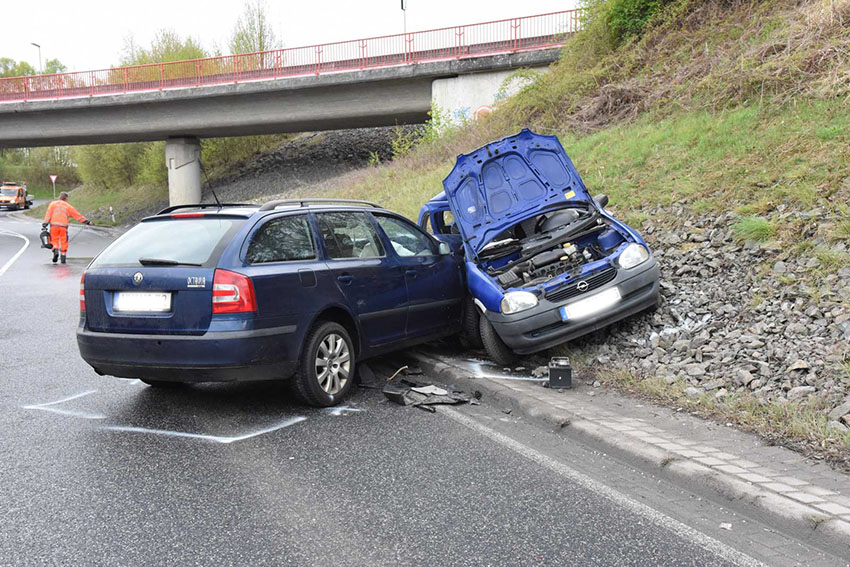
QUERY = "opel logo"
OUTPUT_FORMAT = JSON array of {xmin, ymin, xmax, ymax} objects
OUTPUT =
[
  {"xmin": 133, "ymin": 272, "xmax": 144, "ymax": 285},
  {"xmin": 576, "ymin": 280, "xmax": 589, "ymax": 292}
]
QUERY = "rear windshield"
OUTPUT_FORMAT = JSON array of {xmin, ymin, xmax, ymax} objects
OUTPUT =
[{"xmin": 91, "ymin": 218, "xmax": 244, "ymax": 268}]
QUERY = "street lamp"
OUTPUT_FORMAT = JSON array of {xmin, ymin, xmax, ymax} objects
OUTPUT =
[{"xmin": 30, "ymin": 42, "xmax": 42, "ymax": 74}]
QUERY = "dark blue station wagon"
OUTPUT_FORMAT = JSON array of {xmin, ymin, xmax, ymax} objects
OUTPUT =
[{"xmin": 76, "ymin": 199, "xmax": 465, "ymax": 406}]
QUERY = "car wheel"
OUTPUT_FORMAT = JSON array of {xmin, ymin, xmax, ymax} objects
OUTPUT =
[
  {"xmin": 140, "ymin": 379, "xmax": 182, "ymax": 388},
  {"xmin": 293, "ymin": 321, "xmax": 355, "ymax": 407},
  {"xmin": 459, "ymin": 296, "xmax": 483, "ymax": 350},
  {"xmin": 479, "ymin": 317, "xmax": 518, "ymax": 367}
]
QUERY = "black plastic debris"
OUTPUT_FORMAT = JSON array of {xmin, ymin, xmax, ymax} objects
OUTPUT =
[
  {"xmin": 357, "ymin": 362, "xmax": 383, "ymax": 390},
  {"xmin": 382, "ymin": 378, "xmax": 477, "ymax": 411}
]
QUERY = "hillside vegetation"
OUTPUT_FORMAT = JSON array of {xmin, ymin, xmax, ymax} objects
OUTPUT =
[{"xmin": 293, "ymin": 0, "xmax": 850, "ymax": 466}]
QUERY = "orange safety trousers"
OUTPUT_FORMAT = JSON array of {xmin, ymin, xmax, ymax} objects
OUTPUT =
[{"xmin": 50, "ymin": 225, "xmax": 69, "ymax": 253}]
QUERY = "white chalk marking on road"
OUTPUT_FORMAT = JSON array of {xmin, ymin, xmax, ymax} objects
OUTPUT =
[
  {"xmin": 0, "ymin": 228, "xmax": 30, "ymax": 279},
  {"xmin": 26, "ymin": 389, "xmax": 97, "ymax": 407},
  {"xmin": 22, "ymin": 390, "xmax": 105, "ymax": 420},
  {"xmin": 102, "ymin": 416, "xmax": 308, "ymax": 444},
  {"xmin": 440, "ymin": 406, "xmax": 767, "ymax": 567},
  {"xmin": 325, "ymin": 406, "xmax": 365, "ymax": 416},
  {"xmin": 22, "ymin": 405, "xmax": 107, "ymax": 420}
]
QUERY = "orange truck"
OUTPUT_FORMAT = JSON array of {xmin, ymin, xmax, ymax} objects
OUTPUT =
[{"xmin": 0, "ymin": 181, "xmax": 32, "ymax": 210}]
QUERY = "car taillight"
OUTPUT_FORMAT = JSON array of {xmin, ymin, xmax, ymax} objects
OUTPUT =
[
  {"xmin": 80, "ymin": 272, "xmax": 86, "ymax": 312},
  {"xmin": 212, "ymin": 269, "xmax": 256, "ymax": 314}
]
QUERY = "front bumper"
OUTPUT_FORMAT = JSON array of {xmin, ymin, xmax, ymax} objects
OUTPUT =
[
  {"xmin": 485, "ymin": 258, "xmax": 659, "ymax": 354},
  {"xmin": 76, "ymin": 325, "xmax": 299, "ymax": 382}
]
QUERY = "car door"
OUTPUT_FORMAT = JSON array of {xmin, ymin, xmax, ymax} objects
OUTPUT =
[
  {"xmin": 372, "ymin": 214, "xmax": 463, "ymax": 339},
  {"xmin": 315, "ymin": 211, "xmax": 408, "ymax": 348},
  {"xmin": 240, "ymin": 213, "xmax": 329, "ymax": 334}
]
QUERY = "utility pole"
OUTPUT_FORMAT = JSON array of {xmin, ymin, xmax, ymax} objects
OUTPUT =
[
  {"xmin": 401, "ymin": 0, "xmax": 407, "ymax": 35},
  {"xmin": 30, "ymin": 42, "xmax": 42, "ymax": 74}
]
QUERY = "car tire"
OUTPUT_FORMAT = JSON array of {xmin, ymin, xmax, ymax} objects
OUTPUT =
[
  {"xmin": 140, "ymin": 379, "xmax": 182, "ymax": 388},
  {"xmin": 479, "ymin": 317, "xmax": 518, "ymax": 367},
  {"xmin": 460, "ymin": 296, "xmax": 483, "ymax": 350},
  {"xmin": 293, "ymin": 321, "xmax": 355, "ymax": 407}
]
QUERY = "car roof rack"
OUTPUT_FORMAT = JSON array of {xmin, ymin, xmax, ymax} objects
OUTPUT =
[
  {"xmin": 156, "ymin": 203, "xmax": 257, "ymax": 215},
  {"xmin": 258, "ymin": 198, "xmax": 381, "ymax": 211}
]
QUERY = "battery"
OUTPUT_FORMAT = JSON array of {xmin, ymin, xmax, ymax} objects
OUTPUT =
[{"xmin": 548, "ymin": 357, "xmax": 572, "ymax": 389}]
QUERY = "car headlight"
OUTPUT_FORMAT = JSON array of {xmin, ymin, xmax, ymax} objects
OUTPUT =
[
  {"xmin": 618, "ymin": 243, "xmax": 650, "ymax": 269},
  {"xmin": 500, "ymin": 291, "xmax": 538, "ymax": 314}
]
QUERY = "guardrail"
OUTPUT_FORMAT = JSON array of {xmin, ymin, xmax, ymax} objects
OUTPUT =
[{"xmin": 0, "ymin": 9, "xmax": 581, "ymax": 104}]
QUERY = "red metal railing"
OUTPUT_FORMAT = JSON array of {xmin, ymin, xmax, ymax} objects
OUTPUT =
[{"xmin": 0, "ymin": 9, "xmax": 581, "ymax": 104}]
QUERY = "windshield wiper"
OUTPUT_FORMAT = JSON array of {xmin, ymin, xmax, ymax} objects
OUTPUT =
[{"xmin": 138, "ymin": 257, "xmax": 202, "ymax": 266}]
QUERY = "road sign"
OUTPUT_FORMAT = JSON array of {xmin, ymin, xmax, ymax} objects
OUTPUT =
[
  {"xmin": 49, "ymin": 175, "xmax": 57, "ymax": 183},
  {"xmin": 49, "ymin": 175, "xmax": 57, "ymax": 199}
]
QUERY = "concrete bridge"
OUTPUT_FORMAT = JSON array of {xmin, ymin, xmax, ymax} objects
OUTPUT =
[{"xmin": 0, "ymin": 10, "xmax": 579, "ymax": 205}]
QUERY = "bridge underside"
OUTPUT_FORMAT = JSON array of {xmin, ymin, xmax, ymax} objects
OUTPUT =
[{"xmin": 0, "ymin": 51, "xmax": 556, "ymax": 148}]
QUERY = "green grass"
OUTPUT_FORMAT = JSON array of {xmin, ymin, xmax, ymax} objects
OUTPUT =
[
  {"xmin": 319, "ymin": 99, "xmax": 850, "ymax": 226},
  {"xmin": 733, "ymin": 216, "xmax": 778, "ymax": 243}
]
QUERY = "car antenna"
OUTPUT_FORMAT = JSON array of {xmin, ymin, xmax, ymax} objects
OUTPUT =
[{"xmin": 198, "ymin": 158, "xmax": 222, "ymax": 208}]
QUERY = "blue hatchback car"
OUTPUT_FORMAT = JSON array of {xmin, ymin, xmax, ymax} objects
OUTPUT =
[
  {"xmin": 419, "ymin": 129, "xmax": 660, "ymax": 365},
  {"xmin": 77, "ymin": 199, "xmax": 464, "ymax": 406}
]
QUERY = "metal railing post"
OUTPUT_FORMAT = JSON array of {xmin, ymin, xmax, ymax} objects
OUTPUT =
[
  {"xmin": 159, "ymin": 64, "xmax": 164, "ymax": 91},
  {"xmin": 123, "ymin": 68, "xmax": 128, "ymax": 93},
  {"xmin": 23, "ymin": 77, "xmax": 29, "ymax": 102},
  {"xmin": 90, "ymin": 71, "xmax": 95, "ymax": 97},
  {"xmin": 235, "ymin": 56, "xmax": 240, "ymax": 83},
  {"xmin": 196, "ymin": 61, "xmax": 201, "ymax": 86}
]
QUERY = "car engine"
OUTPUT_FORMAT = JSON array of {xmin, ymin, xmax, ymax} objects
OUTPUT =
[{"xmin": 479, "ymin": 207, "xmax": 625, "ymax": 289}]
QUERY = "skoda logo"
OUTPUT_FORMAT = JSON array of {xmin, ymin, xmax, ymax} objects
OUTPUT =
[
  {"xmin": 133, "ymin": 272, "xmax": 144, "ymax": 286},
  {"xmin": 576, "ymin": 280, "xmax": 589, "ymax": 292}
]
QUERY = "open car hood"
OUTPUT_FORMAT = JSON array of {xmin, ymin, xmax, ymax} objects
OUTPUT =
[{"xmin": 442, "ymin": 129, "xmax": 593, "ymax": 255}]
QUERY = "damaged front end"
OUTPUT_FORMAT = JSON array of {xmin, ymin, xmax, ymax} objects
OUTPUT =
[{"xmin": 436, "ymin": 129, "xmax": 660, "ymax": 358}]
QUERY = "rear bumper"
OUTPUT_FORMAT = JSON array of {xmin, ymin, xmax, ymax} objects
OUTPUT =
[
  {"xmin": 485, "ymin": 259, "xmax": 659, "ymax": 354},
  {"xmin": 76, "ymin": 325, "xmax": 299, "ymax": 382}
]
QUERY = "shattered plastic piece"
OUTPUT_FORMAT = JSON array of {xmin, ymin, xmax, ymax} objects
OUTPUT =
[
  {"xmin": 382, "ymin": 379, "xmax": 476, "ymax": 409},
  {"xmin": 719, "ymin": 523, "xmax": 732, "ymax": 531},
  {"xmin": 411, "ymin": 385, "xmax": 448, "ymax": 396}
]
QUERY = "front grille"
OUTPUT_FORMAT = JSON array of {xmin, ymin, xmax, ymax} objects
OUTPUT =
[{"xmin": 545, "ymin": 266, "xmax": 617, "ymax": 303}]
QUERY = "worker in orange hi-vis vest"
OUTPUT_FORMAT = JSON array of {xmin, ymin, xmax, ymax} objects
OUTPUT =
[{"xmin": 42, "ymin": 192, "xmax": 91, "ymax": 264}]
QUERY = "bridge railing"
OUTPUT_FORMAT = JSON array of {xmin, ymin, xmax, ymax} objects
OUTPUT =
[{"xmin": 0, "ymin": 9, "xmax": 581, "ymax": 104}]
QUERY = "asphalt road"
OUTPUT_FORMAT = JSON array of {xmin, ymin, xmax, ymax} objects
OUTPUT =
[{"xmin": 0, "ymin": 210, "xmax": 842, "ymax": 566}]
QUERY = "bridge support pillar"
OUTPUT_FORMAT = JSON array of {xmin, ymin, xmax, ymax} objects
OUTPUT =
[{"xmin": 166, "ymin": 137, "xmax": 202, "ymax": 206}]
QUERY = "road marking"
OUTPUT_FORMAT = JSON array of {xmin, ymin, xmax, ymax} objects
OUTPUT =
[
  {"xmin": 439, "ymin": 406, "xmax": 767, "ymax": 567},
  {"xmin": 22, "ymin": 390, "xmax": 106, "ymax": 420},
  {"xmin": 102, "ymin": 416, "xmax": 308, "ymax": 444},
  {"xmin": 0, "ymin": 228, "xmax": 30, "ymax": 279}
]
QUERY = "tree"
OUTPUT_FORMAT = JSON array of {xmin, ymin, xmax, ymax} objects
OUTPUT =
[
  {"xmin": 44, "ymin": 59, "xmax": 67, "ymax": 74},
  {"xmin": 120, "ymin": 30, "xmax": 207, "ymax": 65},
  {"xmin": 229, "ymin": 0, "xmax": 280, "ymax": 54},
  {"xmin": 0, "ymin": 58, "xmax": 36, "ymax": 78}
]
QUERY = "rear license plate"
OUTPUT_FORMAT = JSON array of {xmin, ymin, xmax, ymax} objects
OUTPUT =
[
  {"xmin": 113, "ymin": 292, "xmax": 172, "ymax": 313},
  {"xmin": 559, "ymin": 287, "xmax": 621, "ymax": 321}
]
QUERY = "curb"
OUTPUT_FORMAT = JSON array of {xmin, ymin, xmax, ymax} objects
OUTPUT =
[{"xmin": 412, "ymin": 351, "xmax": 850, "ymax": 553}]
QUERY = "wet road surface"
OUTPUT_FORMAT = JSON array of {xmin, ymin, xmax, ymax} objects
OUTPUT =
[{"xmin": 0, "ymin": 210, "xmax": 842, "ymax": 566}]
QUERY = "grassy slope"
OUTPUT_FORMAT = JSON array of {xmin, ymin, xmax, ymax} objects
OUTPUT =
[{"xmin": 297, "ymin": 0, "xmax": 850, "ymax": 462}]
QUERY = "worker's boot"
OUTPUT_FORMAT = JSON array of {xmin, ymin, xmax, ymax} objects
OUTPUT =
[
  {"xmin": 52, "ymin": 250, "xmax": 59, "ymax": 263},
  {"xmin": 60, "ymin": 254, "xmax": 67, "ymax": 264}
]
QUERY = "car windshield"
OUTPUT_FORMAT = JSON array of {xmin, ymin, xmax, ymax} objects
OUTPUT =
[
  {"xmin": 0, "ymin": 188, "xmax": 18, "ymax": 196},
  {"xmin": 91, "ymin": 217, "xmax": 244, "ymax": 268}
]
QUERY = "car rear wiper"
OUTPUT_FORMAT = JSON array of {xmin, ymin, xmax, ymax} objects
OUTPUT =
[{"xmin": 138, "ymin": 257, "xmax": 202, "ymax": 266}]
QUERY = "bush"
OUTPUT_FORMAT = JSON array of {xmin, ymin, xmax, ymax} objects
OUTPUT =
[{"xmin": 607, "ymin": 0, "xmax": 664, "ymax": 41}]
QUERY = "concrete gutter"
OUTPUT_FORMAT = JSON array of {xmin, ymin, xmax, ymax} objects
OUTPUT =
[{"xmin": 412, "ymin": 351, "xmax": 850, "ymax": 554}]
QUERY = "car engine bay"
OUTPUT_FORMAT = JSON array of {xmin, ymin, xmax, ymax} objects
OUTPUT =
[{"xmin": 479, "ymin": 206, "xmax": 626, "ymax": 290}]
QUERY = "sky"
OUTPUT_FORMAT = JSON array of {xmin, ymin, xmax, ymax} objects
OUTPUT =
[{"xmin": 3, "ymin": 1, "xmax": 576, "ymax": 73}]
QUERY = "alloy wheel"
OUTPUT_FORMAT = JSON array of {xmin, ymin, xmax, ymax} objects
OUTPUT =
[{"xmin": 314, "ymin": 332, "xmax": 350, "ymax": 395}]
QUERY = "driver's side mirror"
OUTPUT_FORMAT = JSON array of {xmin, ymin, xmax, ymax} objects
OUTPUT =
[
  {"xmin": 594, "ymin": 193, "xmax": 609, "ymax": 208},
  {"xmin": 438, "ymin": 242, "xmax": 451, "ymax": 255}
]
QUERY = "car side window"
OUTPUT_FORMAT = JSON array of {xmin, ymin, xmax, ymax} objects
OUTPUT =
[
  {"xmin": 246, "ymin": 215, "xmax": 315, "ymax": 264},
  {"xmin": 316, "ymin": 212, "xmax": 385, "ymax": 259},
  {"xmin": 375, "ymin": 215, "xmax": 436, "ymax": 257}
]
